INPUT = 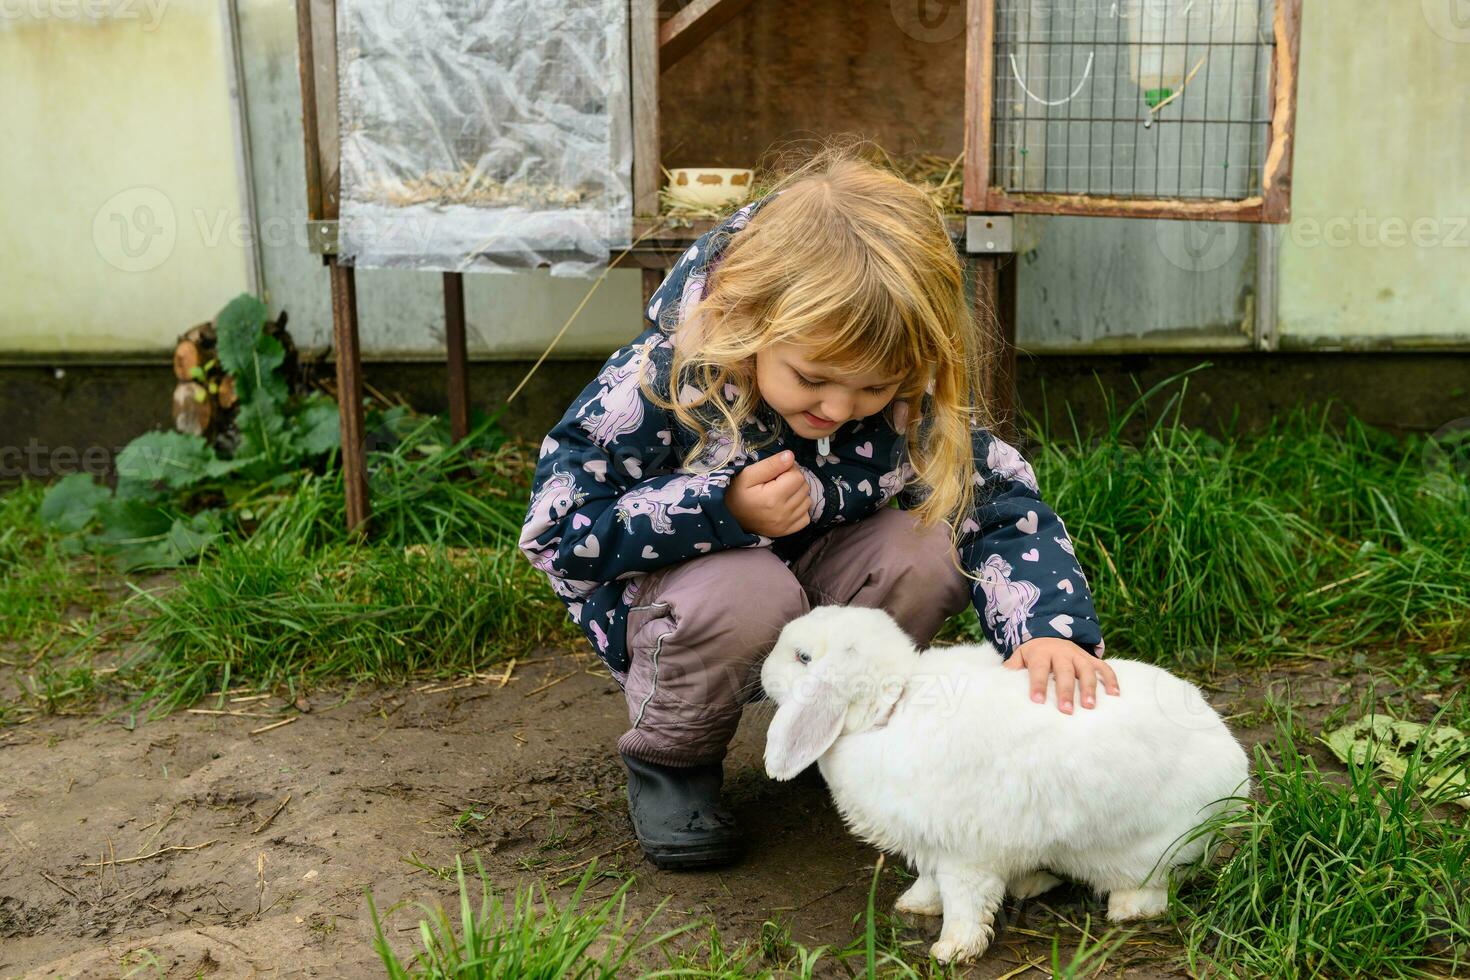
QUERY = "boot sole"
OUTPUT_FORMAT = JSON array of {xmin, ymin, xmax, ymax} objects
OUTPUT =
[{"xmin": 639, "ymin": 839, "xmax": 743, "ymax": 870}]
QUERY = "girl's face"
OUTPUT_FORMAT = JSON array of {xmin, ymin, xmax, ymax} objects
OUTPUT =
[{"xmin": 753, "ymin": 342, "xmax": 902, "ymax": 440}]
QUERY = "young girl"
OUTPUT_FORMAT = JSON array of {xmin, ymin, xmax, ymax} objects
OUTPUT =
[{"xmin": 520, "ymin": 149, "xmax": 1117, "ymax": 870}]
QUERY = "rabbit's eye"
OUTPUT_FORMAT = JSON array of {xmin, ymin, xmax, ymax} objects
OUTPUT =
[{"xmin": 796, "ymin": 650, "xmax": 812, "ymax": 664}]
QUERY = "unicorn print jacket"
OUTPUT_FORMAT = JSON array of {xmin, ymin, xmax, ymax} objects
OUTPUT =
[{"xmin": 519, "ymin": 192, "xmax": 1105, "ymax": 684}]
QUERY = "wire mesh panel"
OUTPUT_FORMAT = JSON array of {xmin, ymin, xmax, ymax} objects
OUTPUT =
[
  {"xmin": 336, "ymin": 0, "xmax": 632, "ymax": 276},
  {"xmin": 989, "ymin": 0, "xmax": 1279, "ymax": 206}
]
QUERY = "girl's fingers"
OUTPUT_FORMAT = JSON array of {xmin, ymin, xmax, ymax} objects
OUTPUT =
[
  {"xmin": 1098, "ymin": 659, "xmax": 1121, "ymax": 695},
  {"xmin": 1027, "ymin": 655, "xmax": 1049, "ymax": 705},
  {"xmin": 1054, "ymin": 657, "xmax": 1076, "ymax": 714},
  {"xmin": 1077, "ymin": 660, "xmax": 1098, "ymax": 709}
]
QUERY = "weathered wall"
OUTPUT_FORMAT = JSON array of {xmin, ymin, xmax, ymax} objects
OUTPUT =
[
  {"xmin": 0, "ymin": 0, "xmax": 251, "ymax": 352},
  {"xmin": 0, "ymin": 0, "xmax": 1465, "ymax": 363},
  {"xmin": 1276, "ymin": 0, "xmax": 1470, "ymax": 348}
]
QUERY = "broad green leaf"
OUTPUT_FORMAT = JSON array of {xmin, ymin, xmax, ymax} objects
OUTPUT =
[
  {"xmin": 91, "ymin": 497, "xmax": 174, "ymax": 545},
  {"xmin": 235, "ymin": 392, "xmax": 292, "ymax": 468},
  {"xmin": 1325, "ymin": 715, "xmax": 1470, "ymax": 809},
  {"xmin": 252, "ymin": 334, "xmax": 289, "ymax": 405},
  {"xmin": 111, "ymin": 511, "xmax": 224, "ymax": 569},
  {"xmin": 203, "ymin": 456, "xmax": 251, "ymax": 479},
  {"xmin": 215, "ymin": 294, "xmax": 268, "ymax": 377},
  {"xmin": 293, "ymin": 397, "xmax": 341, "ymax": 456},
  {"xmin": 39, "ymin": 473, "xmax": 111, "ymax": 532},
  {"xmin": 114, "ymin": 432, "xmax": 217, "ymax": 489}
]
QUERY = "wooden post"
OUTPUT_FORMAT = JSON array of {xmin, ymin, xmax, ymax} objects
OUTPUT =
[
  {"xmin": 641, "ymin": 267, "xmax": 663, "ymax": 315},
  {"xmin": 443, "ymin": 271, "xmax": 470, "ymax": 441},
  {"xmin": 630, "ymin": 0, "xmax": 662, "ymax": 220},
  {"xmin": 329, "ymin": 257, "xmax": 369, "ymax": 531},
  {"xmin": 971, "ymin": 254, "xmax": 1018, "ymax": 445}
]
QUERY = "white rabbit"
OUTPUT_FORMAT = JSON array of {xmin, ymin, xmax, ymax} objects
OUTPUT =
[{"xmin": 760, "ymin": 606, "xmax": 1250, "ymax": 965}]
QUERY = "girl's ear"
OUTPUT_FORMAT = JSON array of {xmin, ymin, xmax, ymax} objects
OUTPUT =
[{"xmin": 764, "ymin": 668, "xmax": 848, "ymax": 781}]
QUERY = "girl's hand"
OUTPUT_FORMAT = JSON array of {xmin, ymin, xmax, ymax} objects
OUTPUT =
[
  {"xmin": 1005, "ymin": 637, "xmax": 1120, "ymax": 714},
  {"xmin": 727, "ymin": 451, "xmax": 812, "ymax": 538}
]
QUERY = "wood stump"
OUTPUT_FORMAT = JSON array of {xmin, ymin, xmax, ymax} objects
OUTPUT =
[{"xmin": 171, "ymin": 311, "xmax": 297, "ymax": 443}]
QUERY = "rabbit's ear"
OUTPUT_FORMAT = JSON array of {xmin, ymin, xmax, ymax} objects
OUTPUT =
[{"xmin": 764, "ymin": 669, "xmax": 847, "ymax": 781}]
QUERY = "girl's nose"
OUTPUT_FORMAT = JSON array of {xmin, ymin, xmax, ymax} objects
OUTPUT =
[{"xmin": 822, "ymin": 392, "xmax": 854, "ymax": 422}]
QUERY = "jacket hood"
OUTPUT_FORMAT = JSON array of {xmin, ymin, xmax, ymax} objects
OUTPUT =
[{"xmin": 642, "ymin": 189, "xmax": 787, "ymax": 341}]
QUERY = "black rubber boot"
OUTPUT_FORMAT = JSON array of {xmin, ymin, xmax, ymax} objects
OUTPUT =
[{"xmin": 620, "ymin": 752, "xmax": 743, "ymax": 870}]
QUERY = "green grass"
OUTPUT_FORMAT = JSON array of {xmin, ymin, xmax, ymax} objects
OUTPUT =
[
  {"xmin": 126, "ymin": 530, "xmax": 568, "ymax": 715},
  {"xmin": 5, "ymin": 385, "xmax": 1467, "ymax": 975},
  {"xmin": 1029, "ymin": 372, "xmax": 1470, "ymax": 672},
  {"xmin": 369, "ymin": 859, "xmax": 685, "ymax": 979},
  {"xmin": 5, "ymin": 373, "xmax": 1468, "ymax": 722},
  {"xmin": 1175, "ymin": 709, "xmax": 1470, "ymax": 979},
  {"xmin": 119, "ymin": 420, "xmax": 573, "ymax": 713},
  {"xmin": 0, "ymin": 481, "xmax": 106, "ymax": 646},
  {"xmin": 0, "ymin": 415, "xmax": 576, "ymax": 720},
  {"xmin": 369, "ymin": 856, "xmax": 1130, "ymax": 978}
]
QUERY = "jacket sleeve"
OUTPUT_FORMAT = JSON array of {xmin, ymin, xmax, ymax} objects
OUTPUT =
[
  {"xmin": 956, "ymin": 427, "xmax": 1106, "ymax": 661},
  {"xmin": 519, "ymin": 337, "xmax": 762, "ymax": 591},
  {"xmin": 952, "ymin": 426, "xmax": 1105, "ymax": 664}
]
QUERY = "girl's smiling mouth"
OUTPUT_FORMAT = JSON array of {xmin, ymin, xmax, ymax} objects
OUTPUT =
[{"xmin": 802, "ymin": 411, "xmax": 838, "ymax": 429}]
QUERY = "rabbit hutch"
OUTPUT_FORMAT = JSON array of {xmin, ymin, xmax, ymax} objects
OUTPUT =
[{"xmin": 295, "ymin": 0, "xmax": 1301, "ymax": 530}]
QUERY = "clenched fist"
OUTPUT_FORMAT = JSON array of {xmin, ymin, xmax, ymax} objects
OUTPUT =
[{"xmin": 726, "ymin": 451, "xmax": 811, "ymax": 538}]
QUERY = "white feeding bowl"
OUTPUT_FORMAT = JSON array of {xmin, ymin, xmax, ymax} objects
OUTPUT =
[{"xmin": 665, "ymin": 167, "xmax": 754, "ymax": 209}]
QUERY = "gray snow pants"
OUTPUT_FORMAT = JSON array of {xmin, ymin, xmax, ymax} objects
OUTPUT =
[{"xmin": 617, "ymin": 507, "xmax": 972, "ymax": 766}]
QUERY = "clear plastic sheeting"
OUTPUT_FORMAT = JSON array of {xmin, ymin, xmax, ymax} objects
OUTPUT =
[{"xmin": 336, "ymin": 0, "xmax": 632, "ymax": 276}]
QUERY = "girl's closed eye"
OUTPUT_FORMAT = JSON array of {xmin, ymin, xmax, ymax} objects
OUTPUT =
[{"xmin": 794, "ymin": 370, "xmax": 894, "ymax": 396}]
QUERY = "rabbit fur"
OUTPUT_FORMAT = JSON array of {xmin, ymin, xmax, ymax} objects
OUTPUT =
[{"xmin": 760, "ymin": 606, "xmax": 1250, "ymax": 965}]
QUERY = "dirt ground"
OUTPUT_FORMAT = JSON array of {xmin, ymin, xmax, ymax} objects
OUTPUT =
[{"xmin": 0, "ymin": 645, "xmax": 1383, "ymax": 980}]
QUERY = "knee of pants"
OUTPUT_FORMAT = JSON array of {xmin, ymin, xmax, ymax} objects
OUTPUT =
[
  {"xmin": 628, "ymin": 548, "xmax": 809, "ymax": 703},
  {"xmin": 881, "ymin": 512, "xmax": 973, "ymax": 615},
  {"xmin": 664, "ymin": 547, "xmax": 808, "ymax": 661}
]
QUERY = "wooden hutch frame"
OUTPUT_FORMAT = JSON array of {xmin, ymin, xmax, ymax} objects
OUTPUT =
[
  {"xmin": 964, "ymin": 0, "xmax": 1303, "ymax": 223},
  {"xmin": 296, "ymin": 0, "xmax": 1301, "ymax": 530}
]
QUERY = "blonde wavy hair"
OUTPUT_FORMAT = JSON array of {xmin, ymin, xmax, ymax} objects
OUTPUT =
[{"xmin": 642, "ymin": 140, "xmax": 1000, "ymax": 546}]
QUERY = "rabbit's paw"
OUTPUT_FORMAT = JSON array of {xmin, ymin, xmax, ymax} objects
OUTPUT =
[
  {"xmin": 1106, "ymin": 886, "xmax": 1168, "ymax": 922},
  {"xmin": 1008, "ymin": 870, "xmax": 1062, "ymax": 900},
  {"xmin": 894, "ymin": 875, "xmax": 943, "ymax": 917},
  {"xmin": 930, "ymin": 924, "xmax": 992, "ymax": 964}
]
